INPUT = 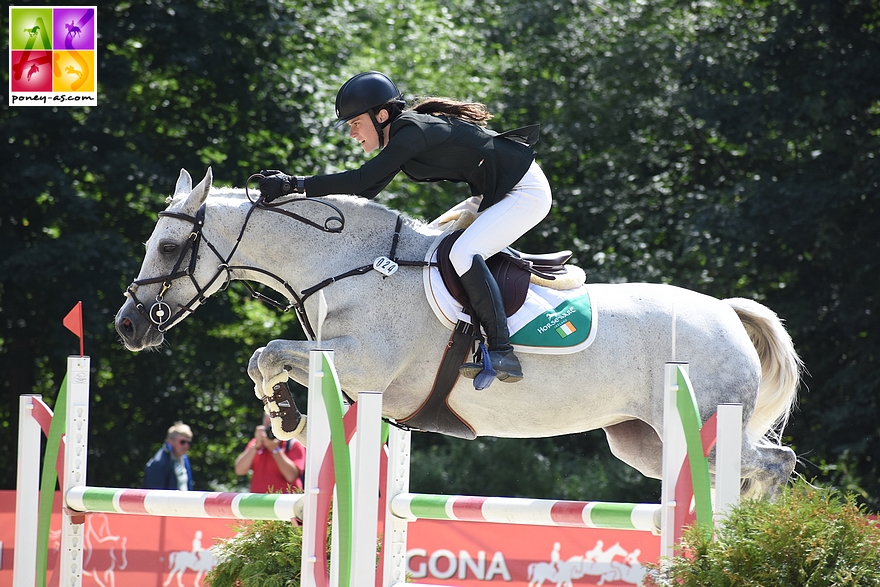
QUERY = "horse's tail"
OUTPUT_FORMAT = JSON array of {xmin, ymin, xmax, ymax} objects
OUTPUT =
[
  {"xmin": 726, "ymin": 298, "xmax": 802, "ymax": 445},
  {"xmin": 168, "ymin": 552, "xmax": 178, "ymax": 569}
]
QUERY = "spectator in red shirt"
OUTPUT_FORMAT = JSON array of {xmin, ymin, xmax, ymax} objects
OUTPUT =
[{"xmin": 234, "ymin": 413, "xmax": 305, "ymax": 493}]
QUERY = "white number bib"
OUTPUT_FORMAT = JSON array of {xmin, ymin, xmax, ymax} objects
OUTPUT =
[{"xmin": 373, "ymin": 256, "xmax": 399, "ymax": 277}]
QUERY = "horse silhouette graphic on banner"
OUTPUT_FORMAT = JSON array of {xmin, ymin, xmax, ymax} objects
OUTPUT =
[{"xmin": 527, "ymin": 540, "xmax": 645, "ymax": 587}]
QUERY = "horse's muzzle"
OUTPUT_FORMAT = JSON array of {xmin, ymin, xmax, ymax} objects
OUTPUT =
[{"xmin": 115, "ymin": 300, "xmax": 164, "ymax": 351}]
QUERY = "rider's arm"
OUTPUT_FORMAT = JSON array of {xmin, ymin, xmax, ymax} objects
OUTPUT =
[{"xmin": 304, "ymin": 123, "xmax": 427, "ymax": 199}]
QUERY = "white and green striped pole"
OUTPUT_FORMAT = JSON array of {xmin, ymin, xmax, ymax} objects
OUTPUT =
[
  {"xmin": 66, "ymin": 486, "xmax": 303, "ymax": 520},
  {"xmin": 391, "ymin": 493, "xmax": 661, "ymax": 531}
]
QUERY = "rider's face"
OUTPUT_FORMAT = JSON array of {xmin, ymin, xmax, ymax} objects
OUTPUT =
[{"xmin": 347, "ymin": 111, "xmax": 388, "ymax": 153}]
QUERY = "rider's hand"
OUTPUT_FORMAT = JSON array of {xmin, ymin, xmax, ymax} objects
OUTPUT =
[{"xmin": 258, "ymin": 169, "xmax": 302, "ymax": 202}]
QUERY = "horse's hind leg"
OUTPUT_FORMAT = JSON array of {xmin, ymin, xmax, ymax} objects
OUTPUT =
[
  {"xmin": 603, "ymin": 420, "xmax": 664, "ymax": 480},
  {"xmin": 739, "ymin": 439, "xmax": 796, "ymax": 499}
]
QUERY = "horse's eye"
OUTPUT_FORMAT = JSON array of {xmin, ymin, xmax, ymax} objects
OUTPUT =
[{"xmin": 161, "ymin": 243, "xmax": 178, "ymax": 254}]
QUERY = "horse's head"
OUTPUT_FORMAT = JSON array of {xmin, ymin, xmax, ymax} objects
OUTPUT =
[{"xmin": 116, "ymin": 168, "xmax": 218, "ymax": 351}]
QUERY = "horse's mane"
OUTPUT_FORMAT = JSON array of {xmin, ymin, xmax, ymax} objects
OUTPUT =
[{"xmin": 202, "ymin": 187, "xmax": 432, "ymax": 233}]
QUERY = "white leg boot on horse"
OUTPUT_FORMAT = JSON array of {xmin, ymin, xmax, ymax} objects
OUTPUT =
[
  {"xmin": 247, "ymin": 346, "xmax": 307, "ymax": 443},
  {"xmin": 458, "ymin": 255, "xmax": 523, "ymax": 387}
]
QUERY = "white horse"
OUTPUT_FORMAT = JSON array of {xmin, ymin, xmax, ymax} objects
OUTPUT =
[{"xmin": 115, "ymin": 168, "xmax": 802, "ymax": 497}]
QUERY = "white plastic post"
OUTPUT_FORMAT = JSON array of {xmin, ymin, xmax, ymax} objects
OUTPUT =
[
  {"xmin": 350, "ymin": 391, "xmax": 383, "ymax": 582},
  {"xmin": 714, "ymin": 403, "xmax": 743, "ymax": 522},
  {"xmin": 14, "ymin": 395, "xmax": 43, "ymax": 587},
  {"xmin": 301, "ymin": 350, "xmax": 334, "ymax": 587},
  {"xmin": 59, "ymin": 355, "xmax": 90, "ymax": 587},
  {"xmin": 381, "ymin": 425, "xmax": 412, "ymax": 587},
  {"xmin": 660, "ymin": 362, "xmax": 688, "ymax": 560}
]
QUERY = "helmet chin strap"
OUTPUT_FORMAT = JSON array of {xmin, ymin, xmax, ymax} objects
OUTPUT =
[{"xmin": 369, "ymin": 109, "xmax": 392, "ymax": 149}]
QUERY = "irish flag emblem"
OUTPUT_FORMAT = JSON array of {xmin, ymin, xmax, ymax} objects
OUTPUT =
[{"xmin": 556, "ymin": 321, "xmax": 577, "ymax": 338}]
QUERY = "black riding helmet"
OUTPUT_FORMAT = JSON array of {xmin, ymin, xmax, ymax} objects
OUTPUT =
[{"xmin": 335, "ymin": 71, "xmax": 405, "ymax": 149}]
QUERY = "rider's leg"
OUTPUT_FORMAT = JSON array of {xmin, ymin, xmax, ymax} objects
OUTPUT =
[
  {"xmin": 450, "ymin": 162, "xmax": 552, "ymax": 383},
  {"xmin": 458, "ymin": 255, "xmax": 523, "ymax": 382}
]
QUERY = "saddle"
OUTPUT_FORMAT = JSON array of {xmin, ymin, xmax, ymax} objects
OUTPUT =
[
  {"xmin": 398, "ymin": 231, "xmax": 576, "ymax": 440},
  {"xmin": 435, "ymin": 230, "xmax": 573, "ymax": 317}
]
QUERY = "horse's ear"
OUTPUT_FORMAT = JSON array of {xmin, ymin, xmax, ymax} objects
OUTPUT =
[
  {"xmin": 169, "ymin": 168, "xmax": 193, "ymax": 203},
  {"xmin": 180, "ymin": 167, "xmax": 213, "ymax": 215},
  {"xmin": 175, "ymin": 169, "xmax": 192, "ymax": 196}
]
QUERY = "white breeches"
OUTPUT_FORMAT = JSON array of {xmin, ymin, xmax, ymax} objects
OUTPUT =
[{"xmin": 449, "ymin": 161, "xmax": 552, "ymax": 276}]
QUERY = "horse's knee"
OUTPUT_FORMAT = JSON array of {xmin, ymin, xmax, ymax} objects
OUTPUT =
[{"xmin": 247, "ymin": 347, "xmax": 265, "ymax": 381}]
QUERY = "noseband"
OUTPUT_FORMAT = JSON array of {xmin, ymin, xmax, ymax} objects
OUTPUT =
[{"xmin": 125, "ymin": 189, "xmax": 346, "ymax": 337}]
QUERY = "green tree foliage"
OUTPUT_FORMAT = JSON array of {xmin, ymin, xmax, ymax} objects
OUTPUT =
[
  {"xmin": 410, "ymin": 433, "xmax": 660, "ymax": 502},
  {"xmin": 2, "ymin": 0, "xmax": 879, "ymax": 510},
  {"xmin": 1, "ymin": 0, "xmax": 354, "ymax": 490},
  {"xmin": 487, "ymin": 0, "xmax": 880, "ymax": 506}
]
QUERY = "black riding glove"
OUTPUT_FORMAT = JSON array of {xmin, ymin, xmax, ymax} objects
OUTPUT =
[{"xmin": 258, "ymin": 169, "xmax": 305, "ymax": 202}]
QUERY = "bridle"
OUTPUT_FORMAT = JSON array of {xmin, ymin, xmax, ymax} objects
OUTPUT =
[
  {"xmin": 125, "ymin": 180, "xmax": 345, "ymax": 339},
  {"xmin": 125, "ymin": 179, "xmax": 432, "ymax": 340}
]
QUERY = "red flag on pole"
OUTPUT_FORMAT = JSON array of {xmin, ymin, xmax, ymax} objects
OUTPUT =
[{"xmin": 63, "ymin": 301, "xmax": 84, "ymax": 356}]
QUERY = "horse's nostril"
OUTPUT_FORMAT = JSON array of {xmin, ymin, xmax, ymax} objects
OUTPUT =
[{"xmin": 121, "ymin": 317, "xmax": 134, "ymax": 334}]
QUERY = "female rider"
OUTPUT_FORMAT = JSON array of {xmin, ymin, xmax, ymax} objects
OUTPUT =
[{"xmin": 258, "ymin": 71, "xmax": 553, "ymax": 385}]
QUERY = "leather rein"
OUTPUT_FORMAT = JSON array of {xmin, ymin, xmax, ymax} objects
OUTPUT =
[{"xmin": 125, "ymin": 183, "xmax": 431, "ymax": 341}]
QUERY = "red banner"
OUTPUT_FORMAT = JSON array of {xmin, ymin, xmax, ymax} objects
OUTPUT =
[{"xmin": 0, "ymin": 491, "xmax": 659, "ymax": 586}]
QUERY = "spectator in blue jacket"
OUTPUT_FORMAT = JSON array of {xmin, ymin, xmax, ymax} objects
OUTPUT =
[{"xmin": 142, "ymin": 421, "xmax": 194, "ymax": 491}]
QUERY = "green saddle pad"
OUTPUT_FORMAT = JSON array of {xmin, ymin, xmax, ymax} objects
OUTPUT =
[{"xmin": 509, "ymin": 286, "xmax": 595, "ymax": 353}]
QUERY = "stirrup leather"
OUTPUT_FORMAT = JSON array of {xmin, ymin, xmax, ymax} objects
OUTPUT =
[{"xmin": 262, "ymin": 381, "xmax": 302, "ymax": 433}]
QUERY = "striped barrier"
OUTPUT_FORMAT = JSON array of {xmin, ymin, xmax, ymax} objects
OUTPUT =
[
  {"xmin": 390, "ymin": 493, "xmax": 661, "ymax": 532},
  {"xmin": 297, "ymin": 356, "xmax": 744, "ymax": 587},
  {"xmin": 15, "ymin": 343, "xmax": 741, "ymax": 587},
  {"xmin": 66, "ymin": 486, "xmax": 303, "ymax": 521},
  {"xmin": 14, "ymin": 355, "xmax": 309, "ymax": 587}
]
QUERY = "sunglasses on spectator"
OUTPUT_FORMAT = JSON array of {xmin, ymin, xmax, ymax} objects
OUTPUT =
[{"xmin": 178, "ymin": 438, "xmax": 192, "ymax": 446}]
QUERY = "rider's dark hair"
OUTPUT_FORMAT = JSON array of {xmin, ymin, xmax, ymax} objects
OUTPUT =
[{"xmin": 410, "ymin": 97, "xmax": 493, "ymax": 127}]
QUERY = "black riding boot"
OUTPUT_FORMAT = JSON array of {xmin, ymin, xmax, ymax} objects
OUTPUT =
[{"xmin": 458, "ymin": 255, "xmax": 523, "ymax": 383}]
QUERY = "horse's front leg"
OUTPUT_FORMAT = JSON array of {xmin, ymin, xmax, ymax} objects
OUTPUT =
[{"xmin": 247, "ymin": 340, "xmax": 313, "ymax": 444}]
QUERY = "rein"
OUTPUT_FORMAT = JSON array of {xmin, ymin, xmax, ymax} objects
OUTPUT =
[{"xmin": 126, "ymin": 181, "xmax": 432, "ymax": 341}]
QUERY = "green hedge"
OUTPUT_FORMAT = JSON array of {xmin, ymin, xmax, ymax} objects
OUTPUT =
[
  {"xmin": 646, "ymin": 479, "xmax": 880, "ymax": 586},
  {"xmin": 206, "ymin": 519, "xmax": 307, "ymax": 587}
]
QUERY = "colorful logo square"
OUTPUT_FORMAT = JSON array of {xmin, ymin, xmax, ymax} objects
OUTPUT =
[
  {"xmin": 10, "ymin": 50, "xmax": 53, "ymax": 92},
  {"xmin": 53, "ymin": 7, "xmax": 96, "ymax": 51},
  {"xmin": 10, "ymin": 8, "xmax": 53, "ymax": 50},
  {"xmin": 8, "ymin": 6, "xmax": 97, "ymax": 106},
  {"xmin": 54, "ymin": 50, "xmax": 96, "ymax": 92}
]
